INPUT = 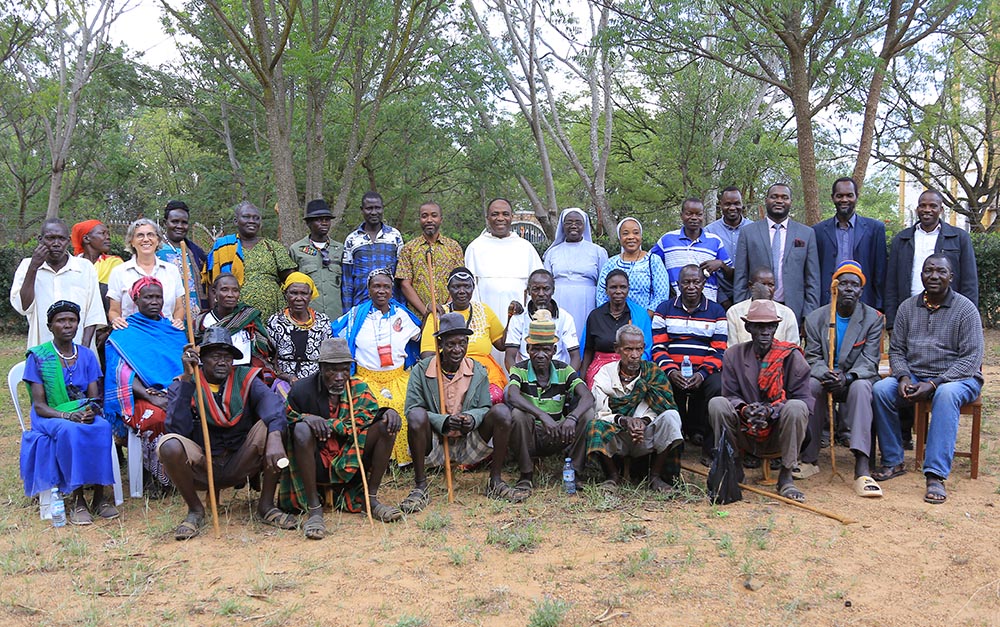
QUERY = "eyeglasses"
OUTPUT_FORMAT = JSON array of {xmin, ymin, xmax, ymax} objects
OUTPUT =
[
  {"xmin": 319, "ymin": 247, "xmax": 330, "ymax": 268},
  {"xmin": 134, "ymin": 232, "xmax": 158, "ymax": 240}
]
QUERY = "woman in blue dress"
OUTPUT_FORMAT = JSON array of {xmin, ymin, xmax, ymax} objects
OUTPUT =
[
  {"xmin": 597, "ymin": 217, "xmax": 671, "ymax": 312},
  {"xmin": 543, "ymin": 208, "xmax": 608, "ymax": 335},
  {"xmin": 20, "ymin": 300, "xmax": 117, "ymax": 525}
]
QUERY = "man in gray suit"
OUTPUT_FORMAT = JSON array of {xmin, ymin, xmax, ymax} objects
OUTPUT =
[
  {"xmin": 803, "ymin": 261, "xmax": 885, "ymax": 497},
  {"xmin": 734, "ymin": 184, "xmax": 820, "ymax": 327}
]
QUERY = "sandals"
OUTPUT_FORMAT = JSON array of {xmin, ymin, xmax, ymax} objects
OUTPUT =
[
  {"xmin": 303, "ymin": 507, "xmax": 326, "ymax": 540},
  {"xmin": 514, "ymin": 478, "xmax": 534, "ymax": 499},
  {"xmin": 597, "ymin": 479, "xmax": 619, "ymax": 493},
  {"xmin": 400, "ymin": 486, "xmax": 431, "ymax": 514},
  {"xmin": 742, "ymin": 454, "xmax": 761, "ymax": 469},
  {"xmin": 486, "ymin": 480, "xmax": 527, "ymax": 503},
  {"xmin": 924, "ymin": 477, "xmax": 947, "ymax": 504},
  {"xmin": 69, "ymin": 503, "xmax": 93, "ymax": 526},
  {"xmin": 649, "ymin": 476, "xmax": 676, "ymax": 496},
  {"xmin": 871, "ymin": 463, "xmax": 907, "ymax": 482},
  {"xmin": 792, "ymin": 463, "xmax": 820, "ymax": 480},
  {"xmin": 777, "ymin": 482, "xmax": 806, "ymax": 503},
  {"xmin": 174, "ymin": 512, "xmax": 205, "ymax": 541},
  {"xmin": 854, "ymin": 475, "xmax": 883, "ymax": 498},
  {"xmin": 257, "ymin": 507, "xmax": 298, "ymax": 530},
  {"xmin": 369, "ymin": 500, "xmax": 403, "ymax": 523},
  {"xmin": 94, "ymin": 501, "xmax": 120, "ymax": 520}
]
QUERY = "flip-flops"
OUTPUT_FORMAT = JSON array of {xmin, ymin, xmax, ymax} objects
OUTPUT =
[
  {"xmin": 924, "ymin": 478, "xmax": 947, "ymax": 504},
  {"xmin": 854, "ymin": 475, "xmax": 883, "ymax": 498}
]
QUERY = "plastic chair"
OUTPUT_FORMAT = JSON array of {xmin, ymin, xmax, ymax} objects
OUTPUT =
[{"xmin": 8, "ymin": 360, "xmax": 124, "ymax": 519}]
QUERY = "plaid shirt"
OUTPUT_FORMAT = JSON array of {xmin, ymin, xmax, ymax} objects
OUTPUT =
[{"xmin": 341, "ymin": 223, "xmax": 404, "ymax": 309}]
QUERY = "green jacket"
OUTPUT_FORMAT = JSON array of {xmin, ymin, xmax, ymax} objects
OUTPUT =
[{"xmin": 404, "ymin": 356, "xmax": 491, "ymax": 433}]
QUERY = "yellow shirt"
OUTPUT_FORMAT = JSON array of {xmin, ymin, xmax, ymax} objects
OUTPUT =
[{"xmin": 419, "ymin": 302, "xmax": 504, "ymax": 360}]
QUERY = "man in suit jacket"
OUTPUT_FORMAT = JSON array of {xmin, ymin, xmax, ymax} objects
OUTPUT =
[
  {"xmin": 734, "ymin": 184, "xmax": 820, "ymax": 327},
  {"xmin": 803, "ymin": 261, "xmax": 885, "ymax": 497},
  {"xmin": 812, "ymin": 178, "xmax": 888, "ymax": 310},
  {"xmin": 884, "ymin": 189, "xmax": 978, "ymax": 331}
]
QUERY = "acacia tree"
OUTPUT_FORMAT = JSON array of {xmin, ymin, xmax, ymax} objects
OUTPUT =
[
  {"xmin": 466, "ymin": 0, "xmax": 620, "ymax": 237},
  {"xmin": 13, "ymin": 0, "xmax": 130, "ymax": 219},
  {"xmin": 874, "ymin": 9, "xmax": 1000, "ymax": 232}
]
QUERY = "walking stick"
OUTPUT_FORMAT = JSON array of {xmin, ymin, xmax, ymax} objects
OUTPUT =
[
  {"xmin": 680, "ymin": 463, "xmax": 855, "ymax": 525},
  {"xmin": 180, "ymin": 241, "xmax": 220, "ymax": 535},
  {"xmin": 424, "ymin": 248, "xmax": 455, "ymax": 503},
  {"xmin": 827, "ymin": 280, "xmax": 843, "ymax": 481},
  {"xmin": 346, "ymin": 384, "xmax": 375, "ymax": 528}
]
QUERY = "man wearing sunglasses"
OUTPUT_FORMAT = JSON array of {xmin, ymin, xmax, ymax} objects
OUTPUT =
[{"xmin": 288, "ymin": 199, "xmax": 345, "ymax": 319}]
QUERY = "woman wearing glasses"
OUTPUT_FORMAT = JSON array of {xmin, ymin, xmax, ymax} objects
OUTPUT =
[{"xmin": 106, "ymin": 218, "xmax": 185, "ymax": 330}]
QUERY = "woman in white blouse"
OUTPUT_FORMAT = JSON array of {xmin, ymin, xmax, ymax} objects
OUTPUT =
[{"xmin": 107, "ymin": 218, "xmax": 185, "ymax": 329}]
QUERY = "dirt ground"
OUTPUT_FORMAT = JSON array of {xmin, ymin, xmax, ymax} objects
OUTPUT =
[{"xmin": 0, "ymin": 332, "xmax": 998, "ymax": 627}]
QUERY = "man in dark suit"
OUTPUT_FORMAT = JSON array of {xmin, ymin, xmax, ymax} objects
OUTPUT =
[
  {"xmin": 884, "ymin": 189, "xmax": 978, "ymax": 331},
  {"xmin": 734, "ymin": 184, "xmax": 820, "ymax": 327},
  {"xmin": 812, "ymin": 178, "xmax": 887, "ymax": 310},
  {"xmin": 803, "ymin": 261, "xmax": 885, "ymax": 497}
]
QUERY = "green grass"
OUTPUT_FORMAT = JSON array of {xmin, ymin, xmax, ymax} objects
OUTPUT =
[
  {"xmin": 620, "ymin": 547, "xmax": 657, "ymax": 578},
  {"xmin": 388, "ymin": 616, "xmax": 428, "ymax": 627},
  {"xmin": 486, "ymin": 521, "xmax": 541, "ymax": 553},
  {"xmin": 527, "ymin": 596, "xmax": 570, "ymax": 627},
  {"xmin": 611, "ymin": 520, "xmax": 648, "ymax": 543},
  {"xmin": 416, "ymin": 509, "xmax": 450, "ymax": 532}
]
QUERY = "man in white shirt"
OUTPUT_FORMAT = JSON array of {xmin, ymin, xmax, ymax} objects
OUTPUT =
[
  {"xmin": 464, "ymin": 198, "xmax": 543, "ymax": 320},
  {"xmin": 727, "ymin": 268, "xmax": 800, "ymax": 346},
  {"xmin": 10, "ymin": 219, "xmax": 105, "ymax": 349},
  {"xmin": 504, "ymin": 269, "xmax": 580, "ymax": 371}
]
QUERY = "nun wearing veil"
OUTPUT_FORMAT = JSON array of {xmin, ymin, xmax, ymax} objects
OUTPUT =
[{"xmin": 542, "ymin": 208, "xmax": 608, "ymax": 335}]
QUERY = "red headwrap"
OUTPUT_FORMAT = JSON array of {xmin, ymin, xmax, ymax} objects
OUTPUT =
[
  {"xmin": 71, "ymin": 220, "xmax": 104, "ymax": 255},
  {"xmin": 129, "ymin": 276, "xmax": 163, "ymax": 301}
]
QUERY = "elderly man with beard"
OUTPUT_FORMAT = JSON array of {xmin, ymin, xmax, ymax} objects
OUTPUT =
[
  {"xmin": 402, "ymin": 313, "xmax": 521, "ymax": 511},
  {"xmin": 280, "ymin": 337, "xmax": 402, "ymax": 539},
  {"xmin": 803, "ymin": 261, "xmax": 884, "ymax": 494},
  {"xmin": 708, "ymin": 300, "xmax": 813, "ymax": 502}
]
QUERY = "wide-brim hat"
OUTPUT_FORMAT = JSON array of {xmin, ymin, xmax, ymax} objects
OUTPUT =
[
  {"xmin": 740, "ymin": 300, "xmax": 782, "ymax": 324},
  {"xmin": 304, "ymin": 199, "xmax": 334, "ymax": 220},
  {"xmin": 199, "ymin": 326, "xmax": 244, "ymax": 359},
  {"xmin": 317, "ymin": 337, "xmax": 354, "ymax": 364},
  {"xmin": 434, "ymin": 312, "xmax": 474, "ymax": 338}
]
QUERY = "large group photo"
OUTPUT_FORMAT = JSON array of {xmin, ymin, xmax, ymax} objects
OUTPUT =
[{"xmin": 1, "ymin": 0, "xmax": 999, "ymax": 626}]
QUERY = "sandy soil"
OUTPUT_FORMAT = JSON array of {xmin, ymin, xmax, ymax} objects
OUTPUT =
[{"xmin": 0, "ymin": 332, "xmax": 998, "ymax": 627}]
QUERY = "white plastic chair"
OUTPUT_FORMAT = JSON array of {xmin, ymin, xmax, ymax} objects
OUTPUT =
[{"xmin": 8, "ymin": 360, "xmax": 124, "ymax": 519}]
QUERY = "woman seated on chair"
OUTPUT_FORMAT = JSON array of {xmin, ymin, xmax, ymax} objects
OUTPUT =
[
  {"xmin": 332, "ymin": 268, "xmax": 421, "ymax": 464},
  {"xmin": 20, "ymin": 300, "xmax": 118, "ymax": 525},
  {"xmin": 104, "ymin": 277, "xmax": 186, "ymax": 497}
]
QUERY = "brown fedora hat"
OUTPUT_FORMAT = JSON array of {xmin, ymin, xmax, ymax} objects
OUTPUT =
[
  {"xmin": 740, "ymin": 300, "xmax": 783, "ymax": 324},
  {"xmin": 317, "ymin": 337, "xmax": 354, "ymax": 365}
]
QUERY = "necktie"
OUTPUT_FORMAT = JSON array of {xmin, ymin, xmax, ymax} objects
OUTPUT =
[{"xmin": 771, "ymin": 223, "xmax": 784, "ymax": 300}]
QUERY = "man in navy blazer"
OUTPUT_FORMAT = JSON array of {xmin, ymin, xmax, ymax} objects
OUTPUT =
[
  {"xmin": 734, "ymin": 184, "xmax": 820, "ymax": 327},
  {"xmin": 812, "ymin": 178, "xmax": 887, "ymax": 310},
  {"xmin": 884, "ymin": 189, "xmax": 978, "ymax": 331}
]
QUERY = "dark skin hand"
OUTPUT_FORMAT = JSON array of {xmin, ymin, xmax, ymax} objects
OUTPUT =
[
  {"xmin": 31, "ymin": 311, "xmax": 99, "ymax": 422},
  {"xmin": 316, "ymin": 362, "xmax": 401, "ymax": 437},
  {"xmin": 621, "ymin": 416, "xmax": 647, "ymax": 444},
  {"xmin": 669, "ymin": 267, "xmax": 708, "ymax": 391}
]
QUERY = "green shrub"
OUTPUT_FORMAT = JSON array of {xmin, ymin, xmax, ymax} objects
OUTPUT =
[{"xmin": 972, "ymin": 232, "xmax": 1000, "ymax": 327}]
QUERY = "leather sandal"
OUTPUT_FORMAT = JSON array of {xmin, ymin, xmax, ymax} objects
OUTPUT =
[
  {"xmin": 303, "ymin": 507, "xmax": 326, "ymax": 540},
  {"xmin": 399, "ymin": 486, "xmax": 430, "ymax": 514},
  {"xmin": 871, "ymin": 463, "xmax": 907, "ymax": 482}
]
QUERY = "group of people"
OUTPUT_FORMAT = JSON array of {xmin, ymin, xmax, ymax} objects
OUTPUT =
[{"xmin": 11, "ymin": 179, "xmax": 984, "ymax": 539}]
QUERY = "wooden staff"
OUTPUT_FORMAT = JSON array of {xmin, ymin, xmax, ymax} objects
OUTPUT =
[
  {"xmin": 346, "ymin": 384, "xmax": 375, "ymax": 528},
  {"xmin": 827, "ymin": 279, "xmax": 842, "ymax": 480},
  {"xmin": 180, "ymin": 241, "xmax": 220, "ymax": 535},
  {"xmin": 680, "ymin": 463, "xmax": 855, "ymax": 525},
  {"xmin": 424, "ymin": 248, "xmax": 454, "ymax": 503}
]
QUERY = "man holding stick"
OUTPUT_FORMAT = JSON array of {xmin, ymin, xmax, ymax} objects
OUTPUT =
[
  {"xmin": 158, "ymin": 328, "xmax": 293, "ymax": 540},
  {"xmin": 803, "ymin": 261, "xmax": 884, "ymax": 495},
  {"xmin": 280, "ymin": 338, "xmax": 403, "ymax": 538},
  {"xmin": 403, "ymin": 313, "xmax": 523, "ymax": 510}
]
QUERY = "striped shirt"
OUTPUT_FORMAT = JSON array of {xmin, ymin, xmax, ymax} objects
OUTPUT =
[
  {"xmin": 507, "ymin": 359, "xmax": 583, "ymax": 420},
  {"xmin": 341, "ymin": 223, "xmax": 404, "ymax": 310},
  {"xmin": 651, "ymin": 295, "xmax": 728, "ymax": 376},
  {"xmin": 889, "ymin": 289, "xmax": 983, "ymax": 385},
  {"xmin": 650, "ymin": 228, "xmax": 731, "ymax": 302}
]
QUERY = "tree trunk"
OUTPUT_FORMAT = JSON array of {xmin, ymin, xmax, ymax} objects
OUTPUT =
[
  {"xmin": 262, "ymin": 84, "xmax": 301, "ymax": 244},
  {"xmin": 852, "ymin": 61, "xmax": 888, "ymax": 191},
  {"xmin": 304, "ymin": 79, "xmax": 326, "ymax": 202},
  {"xmin": 220, "ymin": 100, "xmax": 248, "ymax": 201},
  {"xmin": 46, "ymin": 157, "xmax": 65, "ymax": 219},
  {"xmin": 788, "ymin": 53, "xmax": 821, "ymax": 225}
]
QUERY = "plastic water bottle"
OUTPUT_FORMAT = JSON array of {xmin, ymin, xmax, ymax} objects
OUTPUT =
[
  {"xmin": 562, "ymin": 458, "xmax": 576, "ymax": 495},
  {"xmin": 50, "ymin": 488, "xmax": 66, "ymax": 527},
  {"xmin": 681, "ymin": 355, "xmax": 694, "ymax": 378}
]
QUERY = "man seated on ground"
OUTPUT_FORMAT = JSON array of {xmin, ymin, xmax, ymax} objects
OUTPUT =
[
  {"xmin": 506, "ymin": 310, "xmax": 595, "ymax": 491},
  {"xmin": 871, "ymin": 254, "xmax": 983, "ymax": 505},
  {"xmin": 158, "ymin": 328, "xmax": 292, "ymax": 540},
  {"xmin": 505, "ymin": 269, "xmax": 581, "ymax": 371},
  {"xmin": 726, "ymin": 267, "xmax": 799, "ymax": 346},
  {"xmin": 708, "ymin": 300, "xmax": 813, "ymax": 502},
  {"xmin": 280, "ymin": 338, "xmax": 402, "ymax": 538},
  {"xmin": 652, "ymin": 264, "xmax": 727, "ymax": 465},
  {"xmin": 587, "ymin": 324, "xmax": 684, "ymax": 492},
  {"xmin": 403, "ymin": 312, "xmax": 522, "ymax": 509},
  {"xmin": 803, "ymin": 261, "xmax": 884, "ymax": 495}
]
